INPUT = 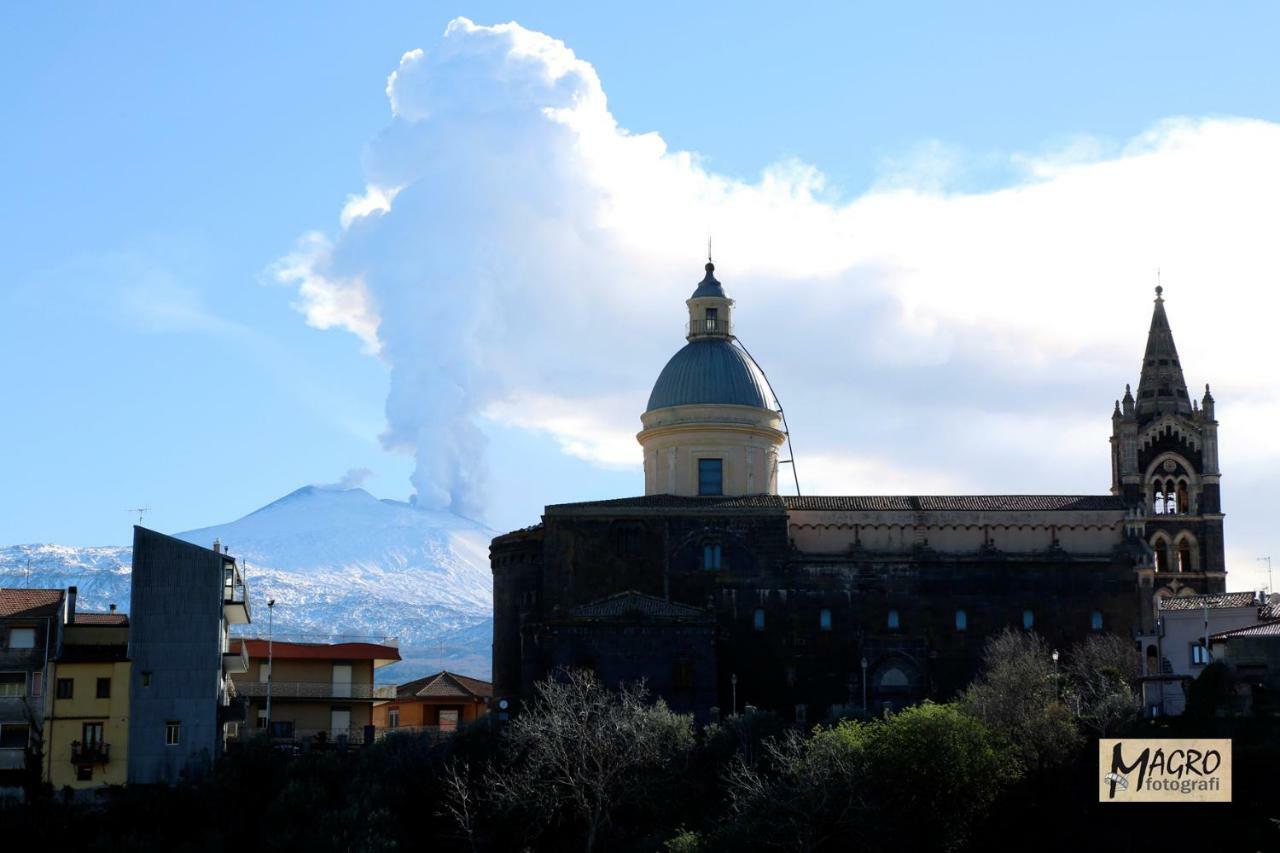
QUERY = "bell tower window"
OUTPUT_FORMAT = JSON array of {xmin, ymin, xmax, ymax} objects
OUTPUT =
[
  {"xmin": 698, "ymin": 458, "xmax": 723, "ymax": 496},
  {"xmin": 704, "ymin": 306, "xmax": 718, "ymax": 333}
]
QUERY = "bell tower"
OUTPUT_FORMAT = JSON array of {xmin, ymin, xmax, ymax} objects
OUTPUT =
[{"xmin": 1112, "ymin": 286, "xmax": 1225, "ymax": 606}]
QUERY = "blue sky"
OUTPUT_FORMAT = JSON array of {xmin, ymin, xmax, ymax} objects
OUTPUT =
[{"xmin": 3, "ymin": 4, "xmax": 1278, "ymax": 592}]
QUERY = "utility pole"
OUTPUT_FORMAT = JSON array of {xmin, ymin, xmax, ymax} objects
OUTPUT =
[{"xmin": 266, "ymin": 599, "xmax": 276, "ymax": 737}]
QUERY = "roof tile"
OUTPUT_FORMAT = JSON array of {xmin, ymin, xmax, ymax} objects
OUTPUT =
[{"xmin": 0, "ymin": 588, "xmax": 63, "ymax": 618}]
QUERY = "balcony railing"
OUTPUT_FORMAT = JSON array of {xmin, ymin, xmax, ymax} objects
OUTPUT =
[
  {"xmin": 235, "ymin": 680, "xmax": 387, "ymax": 700},
  {"xmin": 375, "ymin": 725, "xmax": 458, "ymax": 741},
  {"xmin": 223, "ymin": 564, "xmax": 251, "ymax": 625},
  {"xmin": 70, "ymin": 742, "xmax": 110, "ymax": 764},
  {"xmin": 687, "ymin": 317, "xmax": 732, "ymax": 338},
  {"xmin": 223, "ymin": 643, "xmax": 249, "ymax": 674}
]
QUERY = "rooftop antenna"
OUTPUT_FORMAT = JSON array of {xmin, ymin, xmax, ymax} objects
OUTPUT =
[
  {"xmin": 128, "ymin": 507, "xmax": 151, "ymax": 526},
  {"xmin": 707, "ymin": 235, "xmax": 712, "ymax": 263},
  {"xmin": 1259, "ymin": 556, "xmax": 1273, "ymax": 595}
]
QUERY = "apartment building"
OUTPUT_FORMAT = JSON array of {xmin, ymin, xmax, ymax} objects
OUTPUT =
[
  {"xmin": 228, "ymin": 639, "xmax": 399, "ymax": 748},
  {"xmin": 127, "ymin": 527, "xmax": 250, "ymax": 784},
  {"xmin": 0, "ymin": 588, "xmax": 65, "ymax": 790},
  {"xmin": 43, "ymin": 607, "xmax": 130, "ymax": 790}
]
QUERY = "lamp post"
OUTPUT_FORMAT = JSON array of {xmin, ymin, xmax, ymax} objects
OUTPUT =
[
  {"xmin": 730, "ymin": 673, "xmax": 738, "ymax": 717},
  {"xmin": 1051, "ymin": 649, "xmax": 1060, "ymax": 699},
  {"xmin": 266, "ymin": 599, "xmax": 276, "ymax": 736},
  {"xmin": 860, "ymin": 657, "xmax": 868, "ymax": 716}
]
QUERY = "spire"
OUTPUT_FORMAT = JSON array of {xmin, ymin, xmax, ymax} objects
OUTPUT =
[{"xmin": 1134, "ymin": 285, "xmax": 1191, "ymax": 419}]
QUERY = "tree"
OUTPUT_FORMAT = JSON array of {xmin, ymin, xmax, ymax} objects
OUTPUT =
[
  {"xmin": 958, "ymin": 629, "xmax": 1081, "ymax": 773},
  {"xmin": 1064, "ymin": 633, "xmax": 1142, "ymax": 735},
  {"xmin": 722, "ymin": 726, "xmax": 868, "ymax": 851},
  {"xmin": 488, "ymin": 669, "xmax": 694, "ymax": 853}
]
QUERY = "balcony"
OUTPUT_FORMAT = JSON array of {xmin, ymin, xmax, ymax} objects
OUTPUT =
[
  {"xmin": 235, "ymin": 681, "xmax": 385, "ymax": 701},
  {"xmin": 687, "ymin": 317, "xmax": 732, "ymax": 339},
  {"xmin": 70, "ymin": 742, "xmax": 110, "ymax": 764},
  {"xmin": 223, "ymin": 643, "xmax": 249, "ymax": 674},
  {"xmin": 223, "ymin": 563, "xmax": 251, "ymax": 625}
]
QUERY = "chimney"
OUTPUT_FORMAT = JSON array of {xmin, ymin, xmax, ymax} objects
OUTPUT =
[
  {"xmin": 109, "ymin": 603, "xmax": 117, "ymax": 614},
  {"xmin": 213, "ymin": 538, "xmax": 221, "ymax": 554},
  {"xmin": 67, "ymin": 585, "xmax": 78, "ymax": 624}
]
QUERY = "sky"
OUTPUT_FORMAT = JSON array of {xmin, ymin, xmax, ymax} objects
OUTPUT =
[{"xmin": 2, "ymin": 4, "xmax": 1277, "ymax": 591}]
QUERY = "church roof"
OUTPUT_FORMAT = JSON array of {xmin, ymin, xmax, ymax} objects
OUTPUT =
[
  {"xmin": 1159, "ymin": 591, "xmax": 1261, "ymax": 611},
  {"xmin": 1135, "ymin": 287, "xmax": 1193, "ymax": 419},
  {"xmin": 689, "ymin": 261, "xmax": 726, "ymax": 299},
  {"xmin": 545, "ymin": 494, "xmax": 1126, "ymax": 513},
  {"xmin": 646, "ymin": 339, "xmax": 777, "ymax": 412}
]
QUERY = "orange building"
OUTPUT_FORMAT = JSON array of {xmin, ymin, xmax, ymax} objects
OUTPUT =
[{"xmin": 373, "ymin": 671, "xmax": 491, "ymax": 734}]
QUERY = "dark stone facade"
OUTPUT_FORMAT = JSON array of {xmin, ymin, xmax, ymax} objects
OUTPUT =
[{"xmin": 492, "ymin": 497, "xmax": 1146, "ymax": 722}]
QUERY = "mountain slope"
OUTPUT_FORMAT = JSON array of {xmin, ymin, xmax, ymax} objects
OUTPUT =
[{"xmin": 0, "ymin": 486, "xmax": 496, "ymax": 681}]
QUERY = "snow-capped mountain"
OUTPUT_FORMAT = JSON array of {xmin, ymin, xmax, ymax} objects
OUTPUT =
[{"xmin": 0, "ymin": 486, "xmax": 496, "ymax": 681}]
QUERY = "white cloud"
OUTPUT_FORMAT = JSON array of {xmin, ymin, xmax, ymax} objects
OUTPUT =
[{"xmin": 277, "ymin": 17, "xmax": 1279, "ymax": 571}]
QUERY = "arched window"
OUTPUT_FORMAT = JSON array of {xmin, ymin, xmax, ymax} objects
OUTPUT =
[
  {"xmin": 887, "ymin": 609, "xmax": 900, "ymax": 630},
  {"xmin": 1177, "ymin": 539, "xmax": 1193, "ymax": 573},
  {"xmin": 1165, "ymin": 478, "xmax": 1178, "ymax": 514},
  {"xmin": 1022, "ymin": 609, "xmax": 1035, "ymax": 630},
  {"xmin": 1154, "ymin": 539, "xmax": 1170, "ymax": 572},
  {"xmin": 1091, "ymin": 610, "xmax": 1104, "ymax": 631},
  {"xmin": 955, "ymin": 609, "xmax": 967, "ymax": 631},
  {"xmin": 818, "ymin": 608, "xmax": 832, "ymax": 631},
  {"xmin": 1176, "ymin": 482, "xmax": 1189, "ymax": 515},
  {"xmin": 752, "ymin": 608, "xmax": 765, "ymax": 631},
  {"xmin": 702, "ymin": 544, "xmax": 722, "ymax": 570},
  {"xmin": 880, "ymin": 668, "xmax": 909, "ymax": 688}
]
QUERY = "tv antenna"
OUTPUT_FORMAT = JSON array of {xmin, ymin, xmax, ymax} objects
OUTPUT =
[
  {"xmin": 128, "ymin": 507, "xmax": 151, "ymax": 525},
  {"xmin": 1259, "ymin": 556, "xmax": 1273, "ymax": 595}
]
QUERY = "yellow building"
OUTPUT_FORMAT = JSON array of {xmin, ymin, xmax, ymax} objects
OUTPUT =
[{"xmin": 43, "ymin": 613, "xmax": 130, "ymax": 790}]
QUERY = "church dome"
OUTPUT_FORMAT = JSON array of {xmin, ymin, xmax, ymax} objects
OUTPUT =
[{"xmin": 646, "ymin": 339, "xmax": 777, "ymax": 412}]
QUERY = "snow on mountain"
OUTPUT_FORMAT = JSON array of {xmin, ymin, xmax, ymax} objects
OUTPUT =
[{"xmin": 0, "ymin": 485, "xmax": 497, "ymax": 681}]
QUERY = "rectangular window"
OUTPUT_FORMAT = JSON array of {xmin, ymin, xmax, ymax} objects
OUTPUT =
[
  {"xmin": 258, "ymin": 663, "xmax": 270, "ymax": 683},
  {"xmin": 165, "ymin": 722, "xmax": 181, "ymax": 746},
  {"xmin": 8, "ymin": 628, "xmax": 36, "ymax": 649},
  {"xmin": 56, "ymin": 678, "xmax": 73, "ymax": 699},
  {"xmin": 141, "ymin": 672, "xmax": 152, "ymax": 688},
  {"xmin": 438, "ymin": 709, "xmax": 459, "ymax": 732},
  {"xmin": 96, "ymin": 677, "xmax": 111, "ymax": 699},
  {"xmin": 82, "ymin": 722, "xmax": 104, "ymax": 747},
  {"xmin": 257, "ymin": 710, "xmax": 267, "ymax": 729},
  {"xmin": 955, "ymin": 609, "xmax": 968, "ymax": 631},
  {"xmin": 269, "ymin": 720, "xmax": 294, "ymax": 739},
  {"xmin": 1022, "ymin": 610, "xmax": 1035, "ymax": 630},
  {"xmin": 887, "ymin": 609, "xmax": 900, "ymax": 630},
  {"xmin": 702, "ymin": 544, "xmax": 722, "ymax": 570},
  {"xmin": 1191, "ymin": 643, "xmax": 1210, "ymax": 666},
  {"xmin": 76, "ymin": 765, "xmax": 93, "ymax": 782},
  {"xmin": 30, "ymin": 672, "xmax": 42, "ymax": 698},
  {"xmin": 697, "ymin": 458, "xmax": 723, "ymax": 496},
  {"xmin": 0, "ymin": 673, "xmax": 25, "ymax": 698},
  {"xmin": 388, "ymin": 708, "xmax": 400, "ymax": 729},
  {"xmin": 819, "ymin": 609, "xmax": 832, "ymax": 631},
  {"xmin": 0, "ymin": 724, "xmax": 30, "ymax": 749},
  {"xmin": 753, "ymin": 608, "xmax": 766, "ymax": 631}
]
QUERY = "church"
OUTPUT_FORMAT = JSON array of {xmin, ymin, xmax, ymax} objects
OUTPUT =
[{"xmin": 490, "ymin": 262, "xmax": 1226, "ymax": 722}]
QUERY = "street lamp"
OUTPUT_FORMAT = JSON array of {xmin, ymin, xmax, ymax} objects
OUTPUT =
[
  {"xmin": 860, "ymin": 657, "xmax": 868, "ymax": 716},
  {"xmin": 730, "ymin": 673, "xmax": 738, "ymax": 716},
  {"xmin": 1051, "ymin": 649, "xmax": 1059, "ymax": 699},
  {"xmin": 266, "ymin": 599, "xmax": 276, "ymax": 736}
]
